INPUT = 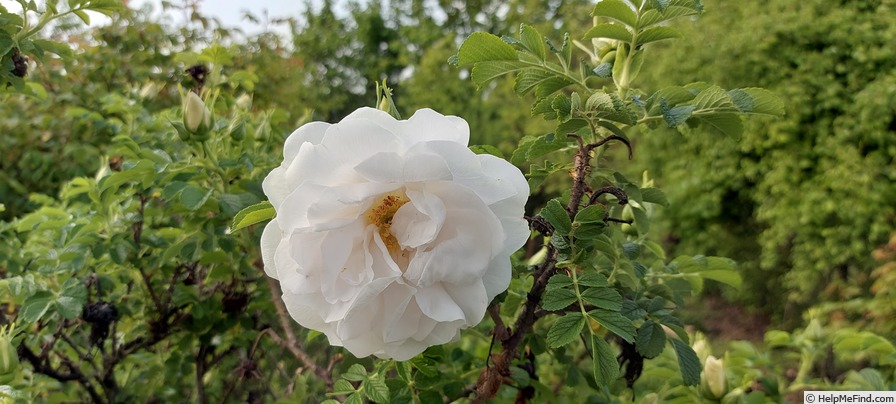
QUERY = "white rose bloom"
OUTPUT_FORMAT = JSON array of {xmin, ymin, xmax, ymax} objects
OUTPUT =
[{"xmin": 260, "ymin": 107, "xmax": 530, "ymax": 361}]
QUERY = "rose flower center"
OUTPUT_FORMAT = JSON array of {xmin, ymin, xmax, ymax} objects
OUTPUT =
[{"xmin": 366, "ymin": 192, "xmax": 410, "ymax": 259}]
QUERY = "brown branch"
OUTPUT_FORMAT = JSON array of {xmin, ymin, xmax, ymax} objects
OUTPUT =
[
  {"xmin": 566, "ymin": 135, "xmax": 591, "ymax": 216},
  {"xmin": 261, "ymin": 328, "xmax": 332, "ymax": 388},
  {"xmin": 132, "ymin": 194, "xmax": 164, "ymax": 314},
  {"xmin": 587, "ymin": 186, "xmax": 628, "ymax": 206},
  {"xmin": 196, "ymin": 343, "xmax": 208, "ymax": 404},
  {"xmin": 19, "ymin": 343, "xmax": 104, "ymax": 403},
  {"xmin": 60, "ymin": 332, "xmax": 101, "ymax": 375},
  {"xmin": 584, "ymin": 134, "xmax": 633, "ymax": 160},
  {"xmin": 473, "ymin": 249, "xmax": 559, "ymax": 402},
  {"xmin": 266, "ymin": 276, "xmax": 299, "ymax": 346}
]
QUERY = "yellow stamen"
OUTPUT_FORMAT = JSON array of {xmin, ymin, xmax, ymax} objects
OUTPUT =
[{"xmin": 366, "ymin": 192, "xmax": 410, "ymax": 255}]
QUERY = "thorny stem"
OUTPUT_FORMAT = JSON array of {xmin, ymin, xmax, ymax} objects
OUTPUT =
[
  {"xmin": 471, "ymin": 123, "xmax": 635, "ymax": 402},
  {"xmin": 588, "ymin": 186, "xmax": 628, "ymax": 207},
  {"xmin": 567, "ymin": 135, "xmax": 592, "ymax": 216},
  {"xmin": 472, "ymin": 249, "xmax": 558, "ymax": 403}
]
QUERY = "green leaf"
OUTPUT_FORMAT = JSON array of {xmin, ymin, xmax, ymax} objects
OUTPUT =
[
  {"xmin": 581, "ymin": 287, "xmax": 622, "ymax": 311},
  {"xmin": 219, "ymin": 193, "xmax": 260, "ymax": 217},
  {"xmin": 577, "ymin": 273, "xmax": 609, "ymax": 288},
  {"xmin": 647, "ymin": 0, "xmax": 670, "ymax": 13},
  {"xmin": 592, "ymin": 0, "xmax": 637, "ymax": 27},
  {"xmin": 519, "ymin": 24, "xmax": 545, "ymax": 60},
  {"xmin": 56, "ymin": 282, "xmax": 88, "ymax": 320},
  {"xmin": 541, "ymin": 199, "xmax": 572, "ymax": 235},
  {"xmin": 551, "ymin": 95, "xmax": 573, "ymax": 121},
  {"xmin": 672, "ymin": 338, "xmax": 701, "ymax": 386},
  {"xmin": 555, "ymin": 118, "xmax": 588, "ymax": 135},
  {"xmin": 230, "ymin": 201, "xmax": 276, "ymax": 232},
  {"xmin": 343, "ymin": 364, "xmax": 367, "ymax": 381},
  {"xmin": 575, "ymin": 205, "xmax": 608, "ymax": 224},
  {"xmin": 588, "ymin": 309, "xmax": 636, "ymax": 343},
  {"xmin": 593, "ymin": 62, "xmax": 613, "ymax": 78},
  {"xmin": 73, "ymin": 9, "xmax": 90, "ymax": 25},
  {"xmin": 764, "ymin": 330, "xmax": 791, "ymax": 348},
  {"xmin": 583, "ymin": 23, "xmax": 633, "ymax": 42},
  {"xmin": 362, "ymin": 378, "xmax": 390, "ymax": 403},
  {"xmin": 514, "ymin": 69, "xmax": 554, "ymax": 96},
  {"xmin": 469, "ymin": 144, "xmax": 504, "ymax": 157},
  {"xmin": 639, "ymin": 5, "xmax": 702, "ymax": 28},
  {"xmin": 457, "ymin": 32, "xmax": 518, "ymax": 65},
  {"xmin": 700, "ymin": 270, "xmax": 743, "ymax": 290},
  {"xmin": 546, "ymin": 274, "xmax": 574, "ymax": 290},
  {"xmin": 31, "ymin": 39, "xmax": 73, "ymax": 59},
  {"xmin": 636, "ymin": 26, "xmax": 682, "ymax": 45},
  {"xmin": 332, "ymin": 379, "xmax": 356, "ymax": 395},
  {"xmin": 535, "ymin": 77, "xmax": 574, "ymax": 99},
  {"xmin": 694, "ymin": 113, "xmax": 743, "ymax": 138},
  {"xmin": 591, "ymin": 334, "xmax": 620, "ymax": 386},
  {"xmin": 526, "ymin": 132, "xmax": 569, "ymax": 161},
  {"xmin": 640, "ymin": 188, "xmax": 668, "ymax": 206},
  {"xmin": 97, "ymin": 160, "xmax": 154, "ymax": 194},
  {"xmin": 589, "ymin": 91, "xmax": 636, "ymax": 125},
  {"xmin": 645, "ymin": 86, "xmax": 698, "ymax": 114},
  {"xmin": 547, "ymin": 313, "xmax": 586, "ymax": 348},
  {"xmin": 180, "ymin": 185, "xmax": 212, "ymax": 211},
  {"xmin": 643, "ymin": 240, "xmax": 667, "ymax": 260},
  {"xmin": 727, "ymin": 88, "xmax": 785, "ymax": 116},
  {"xmin": 20, "ymin": 291, "xmax": 54, "ymax": 323},
  {"xmin": 662, "ymin": 102, "xmax": 696, "ymax": 127},
  {"xmin": 572, "ymin": 221, "xmax": 607, "ymax": 240},
  {"xmin": 344, "ymin": 393, "xmax": 364, "ymax": 404},
  {"xmin": 542, "ymin": 288, "xmax": 577, "ymax": 311},
  {"xmin": 636, "ymin": 320, "xmax": 666, "ymax": 359},
  {"xmin": 470, "ymin": 60, "xmax": 527, "ymax": 86},
  {"xmin": 694, "ymin": 85, "xmax": 736, "ymax": 110}
]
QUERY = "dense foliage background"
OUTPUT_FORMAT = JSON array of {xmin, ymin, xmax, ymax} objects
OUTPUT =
[{"xmin": 1, "ymin": 0, "xmax": 894, "ymax": 402}]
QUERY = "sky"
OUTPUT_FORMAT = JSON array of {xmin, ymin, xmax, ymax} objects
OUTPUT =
[
  {"xmin": 1, "ymin": 0, "xmax": 319, "ymax": 37},
  {"xmin": 130, "ymin": 0, "xmax": 314, "ymax": 36}
]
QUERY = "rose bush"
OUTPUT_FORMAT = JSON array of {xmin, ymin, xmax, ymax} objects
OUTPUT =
[{"xmin": 260, "ymin": 107, "xmax": 529, "ymax": 360}]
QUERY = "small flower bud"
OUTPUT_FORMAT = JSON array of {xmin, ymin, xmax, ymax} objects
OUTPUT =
[
  {"xmin": 235, "ymin": 94, "xmax": 252, "ymax": 110},
  {"xmin": 702, "ymin": 355, "xmax": 728, "ymax": 399},
  {"xmin": 0, "ymin": 325, "xmax": 19, "ymax": 378},
  {"xmin": 183, "ymin": 91, "xmax": 211, "ymax": 133}
]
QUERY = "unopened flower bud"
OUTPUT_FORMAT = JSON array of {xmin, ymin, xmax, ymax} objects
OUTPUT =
[
  {"xmin": 692, "ymin": 332, "xmax": 711, "ymax": 363},
  {"xmin": 702, "ymin": 355, "xmax": 727, "ymax": 399},
  {"xmin": 235, "ymin": 94, "xmax": 252, "ymax": 110},
  {"xmin": 0, "ymin": 325, "xmax": 19, "ymax": 379},
  {"xmin": 183, "ymin": 91, "xmax": 211, "ymax": 133}
]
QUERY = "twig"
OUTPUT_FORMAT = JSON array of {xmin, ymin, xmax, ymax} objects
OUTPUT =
[
  {"xmin": 587, "ymin": 186, "xmax": 628, "ymax": 206},
  {"xmin": 196, "ymin": 343, "xmax": 208, "ymax": 404},
  {"xmin": 19, "ymin": 343, "xmax": 104, "ymax": 403},
  {"xmin": 60, "ymin": 332, "xmax": 101, "ymax": 374},
  {"xmin": 261, "ymin": 328, "xmax": 333, "ymax": 388},
  {"xmin": 265, "ymin": 276, "xmax": 299, "ymax": 346}
]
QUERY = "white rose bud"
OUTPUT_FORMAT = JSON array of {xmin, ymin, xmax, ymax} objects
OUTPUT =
[
  {"xmin": 702, "ymin": 355, "xmax": 728, "ymax": 399},
  {"xmin": 235, "ymin": 94, "xmax": 252, "ymax": 110},
  {"xmin": 260, "ymin": 107, "xmax": 530, "ymax": 360},
  {"xmin": 183, "ymin": 91, "xmax": 211, "ymax": 133}
]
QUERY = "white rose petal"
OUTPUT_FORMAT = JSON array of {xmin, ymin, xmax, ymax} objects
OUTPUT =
[{"xmin": 261, "ymin": 107, "xmax": 529, "ymax": 361}]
